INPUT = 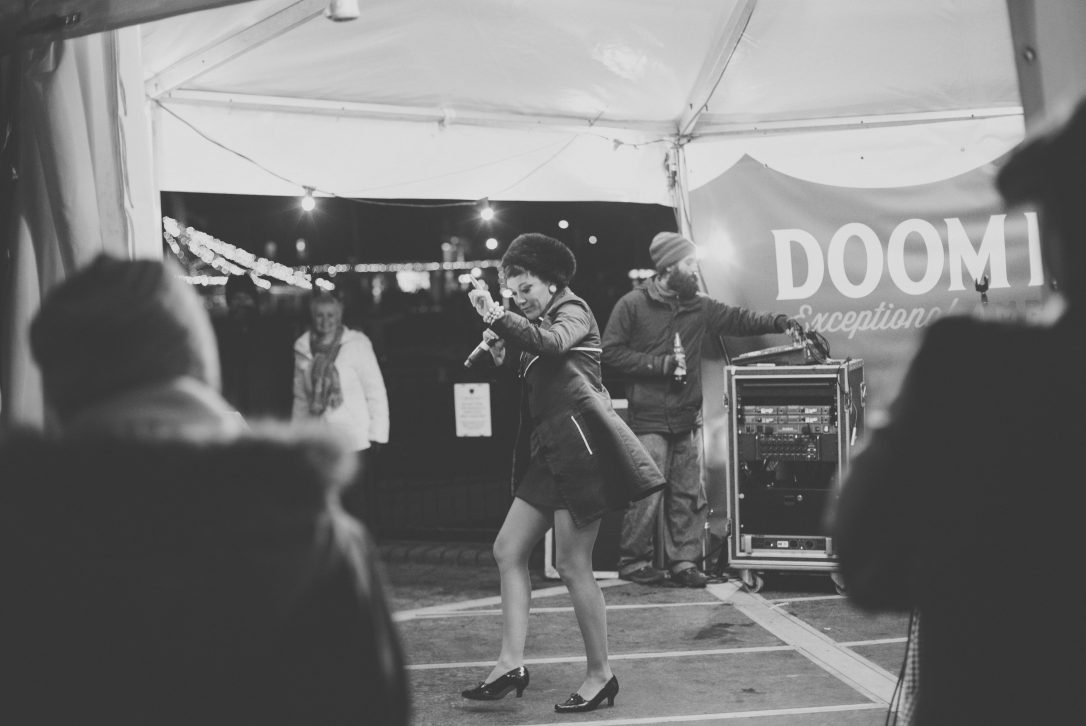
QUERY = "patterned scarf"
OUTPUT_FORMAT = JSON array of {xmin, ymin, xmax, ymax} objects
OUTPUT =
[{"xmin": 308, "ymin": 326, "xmax": 344, "ymax": 415}]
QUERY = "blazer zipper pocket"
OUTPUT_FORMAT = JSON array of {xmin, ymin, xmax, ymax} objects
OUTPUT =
[{"xmin": 570, "ymin": 416, "xmax": 593, "ymax": 455}]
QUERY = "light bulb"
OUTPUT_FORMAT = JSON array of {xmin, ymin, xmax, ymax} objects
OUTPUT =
[
  {"xmin": 558, "ymin": 219, "xmax": 569, "ymax": 229},
  {"xmin": 301, "ymin": 188, "xmax": 316, "ymax": 212},
  {"xmin": 480, "ymin": 206, "xmax": 494, "ymax": 221},
  {"xmin": 486, "ymin": 237, "xmax": 498, "ymax": 250}
]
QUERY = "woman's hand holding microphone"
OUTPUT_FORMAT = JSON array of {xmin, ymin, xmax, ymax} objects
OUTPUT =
[{"xmin": 468, "ymin": 282, "xmax": 506, "ymax": 365}]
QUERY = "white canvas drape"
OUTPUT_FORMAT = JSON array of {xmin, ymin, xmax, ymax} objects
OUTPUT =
[{"xmin": 1, "ymin": 27, "xmax": 158, "ymax": 427}]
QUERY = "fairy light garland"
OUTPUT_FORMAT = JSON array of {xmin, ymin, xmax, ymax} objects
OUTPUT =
[
  {"xmin": 308, "ymin": 260, "xmax": 501, "ymax": 274},
  {"xmin": 163, "ymin": 217, "xmax": 330, "ymax": 291},
  {"xmin": 163, "ymin": 217, "xmax": 503, "ymax": 288}
]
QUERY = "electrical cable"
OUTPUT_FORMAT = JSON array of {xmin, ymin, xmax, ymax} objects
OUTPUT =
[
  {"xmin": 154, "ymin": 100, "xmax": 477, "ymax": 209},
  {"xmin": 486, "ymin": 111, "xmax": 606, "ymax": 198},
  {"xmin": 885, "ymin": 607, "xmax": 918, "ymax": 725}
]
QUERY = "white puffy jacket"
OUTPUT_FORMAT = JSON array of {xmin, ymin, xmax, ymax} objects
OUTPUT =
[{"xmin": 292, "ymin": 328, "xmax": 389, "ymax": 451}]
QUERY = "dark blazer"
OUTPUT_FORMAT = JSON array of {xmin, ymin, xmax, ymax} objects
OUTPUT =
[
  {"xmin": 0, "ymin": 425, "xmax": 409, "ymax": 726},
  {"xmin": 491, "ymin": 287, "xmax": 665, "ymax": 527},
  {"xmin": 832, "ymin": 310, "xmax": 1086, "ymax": 725}
]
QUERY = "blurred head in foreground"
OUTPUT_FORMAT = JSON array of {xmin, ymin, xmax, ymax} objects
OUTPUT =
[
  {"xmin": 30, "ymin": 255, "xmax": 227, "ymax": 434},
  {"xmin": 997, "ymin": 98, "xmax": 1086, "ymax": 309}
]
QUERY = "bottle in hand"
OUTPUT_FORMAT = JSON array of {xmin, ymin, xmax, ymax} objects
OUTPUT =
[{"xmin": 672, "ymin": 332, "xmax": 687, "ymax": 385}]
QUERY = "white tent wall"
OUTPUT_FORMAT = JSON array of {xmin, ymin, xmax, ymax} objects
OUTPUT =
[{"xmin": 1, "ymin": 27, "xmax": 159, "ymax": 426}]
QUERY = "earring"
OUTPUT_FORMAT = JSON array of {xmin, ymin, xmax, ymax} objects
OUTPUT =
[{"xmin": 549, "ymin": 284, "xmax": 557, "ymax": 293}]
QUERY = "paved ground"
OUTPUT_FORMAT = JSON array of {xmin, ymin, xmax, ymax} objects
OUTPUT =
[{"xmin": 379, "ymin": 542, "xmax": 909, "ymax": 726}]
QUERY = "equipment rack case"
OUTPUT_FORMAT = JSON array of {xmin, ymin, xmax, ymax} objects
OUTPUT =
[{"xmin": 723, "ymin": 360, "xmax": 864, "ymax": 592}]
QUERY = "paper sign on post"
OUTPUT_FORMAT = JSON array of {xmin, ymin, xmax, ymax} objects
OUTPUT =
[{"xmin": 454, "ymin": 383, "xmax": 492, "ymax": 437}]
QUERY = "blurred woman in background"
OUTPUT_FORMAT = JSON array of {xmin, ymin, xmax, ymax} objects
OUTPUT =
[{"xmin": 293, "ymin": 291, "xmax": 389, "ymax": 532}]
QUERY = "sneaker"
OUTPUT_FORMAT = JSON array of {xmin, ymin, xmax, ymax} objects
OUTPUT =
[
  {"xmin": 618, "ymin": 565, "xmax": 667, "ymax": 585},
  {"xmin": 668, "ymin": 567, "xmax": 710, "ymax": 588}
]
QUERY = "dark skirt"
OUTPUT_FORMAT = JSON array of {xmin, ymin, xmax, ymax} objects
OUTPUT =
[{"xmin": 514, "ymin": 456, "xmax": 567, "ymax": 512}]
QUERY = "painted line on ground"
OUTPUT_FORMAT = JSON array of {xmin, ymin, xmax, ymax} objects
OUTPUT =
[
  {"xmin": 515, "ymin": 702, "xmax": 885, "ymax": 725},
  {"xmin": 708, "ymin": 583, "xmax": 898, "ymax": 705},
  {"xmin": 393, "ymin": 579, "xmax": 631, "ymax": 621},
  {"xmin": 406, "ymin": 600, "xmax": 728, "ymax": 618},
  {"xmin": 840, "ymin": 637, "xmax": 907, "ymax": 647},
  {"xmin": 407, "ymin": 635, "xmax": 908, "ymax": 671},
  {"xmin": 407, "ymin": 644, "xmax": 795, "ymax": 671},
  {"xmin": 765, "ymin": 594, "xmax": 845, "ymax": 604}
]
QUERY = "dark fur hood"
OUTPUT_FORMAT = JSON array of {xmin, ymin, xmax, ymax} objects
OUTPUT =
[
  {"xmin": 0, "ymin": 423, "xmax": 357, "ymax": 554},
  {"xmin": 0, "ymin": 424, "xmax": 408, "ymax": 726}
]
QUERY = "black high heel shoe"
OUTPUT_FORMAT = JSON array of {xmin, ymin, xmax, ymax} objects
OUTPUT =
[
  {"xmin": 554, "ymin": 675, "xmax": 619, "ymax": 713},
  {"xmin": 460, "ymin": 666, "xmax": 530, "ymax": 700}
]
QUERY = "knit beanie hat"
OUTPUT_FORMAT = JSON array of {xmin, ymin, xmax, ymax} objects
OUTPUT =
[
  {"xmin": 649, "ymin": 231, "xmax": 696, "ymax": 271},
  {"xmin": 501, "ymin": 233, "xmax": 577, "ymax": 287},
  {"xmin": 30, "ymin": 254, "xmax": 221, "ymax": 418}
]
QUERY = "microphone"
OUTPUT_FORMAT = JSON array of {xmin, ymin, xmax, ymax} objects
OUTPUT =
[
  {"xmin": 465, "ymin": 276, "xmax": 501, "ymax": 367},
  {"xmin": 464, "ymin": 336, "xmax": 499, "ymax": 368}
]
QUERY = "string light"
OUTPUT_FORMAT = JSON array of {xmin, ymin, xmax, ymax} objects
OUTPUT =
[
  {"xmin": 479, "ymin": 198, "xmax": 495, "ymax": 221},
  {"xmin": 166, "ymin": 218, "xmax": 502, "ymax": 291},
  {"xmin": 163, "ymin": 217, "xmax": 331, "ymax": 291},
  {"xmin": 485, "ymin": 237, "xmax": 498, "ymax": 250},
  {"xmin": 309, "ymin": 260, "xmax": 500, "ymax": 274},
  {"xmin": 558, "ymin": 219, "xmax": 569, "ymax": 229},
  {"xmin": 301, "ymin": 187, "xmax": 316, "ymax": 212},
  {"xmin": 182, "ymin": 275, "xmax": 230, "ymax": 287}
]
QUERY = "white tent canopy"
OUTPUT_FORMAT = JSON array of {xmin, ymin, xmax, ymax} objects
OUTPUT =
[
  {"xmin": 140, "ymin": 0, "xmax": 1024, "ymax": 205},
  {"xmin": 0, "ymin": 0, "xmax": 1038, "ymax": 427}
]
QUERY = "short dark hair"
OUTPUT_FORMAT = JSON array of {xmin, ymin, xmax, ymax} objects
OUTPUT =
[{"xmin": 224, "ymin": 273, "xmax": 258, "ymax": 301}]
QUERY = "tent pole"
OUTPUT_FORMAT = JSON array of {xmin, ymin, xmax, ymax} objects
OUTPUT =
[
  {"xmin": 668, "ymin": 143, "xmax": 694, "ymax": 240},
  {"xmin": 1005, "ymin": 0, "xmax": 1086, "ymax": 131}
]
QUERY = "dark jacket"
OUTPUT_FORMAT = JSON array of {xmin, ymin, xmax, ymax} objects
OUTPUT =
[
  {"xmin": 832, "ymin": 310, "xmax": 1086, "ymax": 725},
  {"xmin": 213, "ymin": 311, "xmax": 297, "ymax": 420},
  {"xmin": 491, "ymin": 287, "xmax": 665, "ymax": 527},
  {"xmin": 0, "ymin": 425, "xmax": 409, "ymax": 726},
  {"xmin": 602, "ymin": 279, "xmax": 788, "ymax": 434}
]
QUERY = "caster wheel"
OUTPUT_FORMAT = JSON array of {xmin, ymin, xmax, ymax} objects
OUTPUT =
[{"xmin": 742, "ymin": 571, "xmax": 765, "ymax": 593}]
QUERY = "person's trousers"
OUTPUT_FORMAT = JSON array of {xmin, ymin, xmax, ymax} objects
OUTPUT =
[
  {"xmin": 342, "ymin": 449, "xmax": 380, "ymax": 538},
  {"xmin": 617, "ymin": 428, "xmax": 707, "ymax": 576}
]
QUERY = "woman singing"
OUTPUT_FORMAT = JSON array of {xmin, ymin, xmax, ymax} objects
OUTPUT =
[{"xmin": 460, "ymin": 234, "xmax": 665, "ymax": 714}]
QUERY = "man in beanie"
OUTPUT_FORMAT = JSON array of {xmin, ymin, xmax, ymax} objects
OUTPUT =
[
  {"xmin": 1, "ymin": 255, "xmax": 409, "ymax": 725},
  {"xmin": 602, "ymin": 231, "xmax": 799, "ymax": 587},
  {"xmin": 830, "ymin": 101, "xmax": 1086, "ymax": 724}
]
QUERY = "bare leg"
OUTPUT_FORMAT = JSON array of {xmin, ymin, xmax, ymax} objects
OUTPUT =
[
  {"xmin": 553, "ymin": 509, "xmax": 613, "ymax": 698},
  {"xmin": 485, "ymin": 498, "xmax": 552, "ymax": 683}
]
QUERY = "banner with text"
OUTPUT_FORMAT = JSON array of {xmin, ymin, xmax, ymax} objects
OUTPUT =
[{"xmin": 690, "ymin": 154, "xmax": 1043, "ymax": 422}]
